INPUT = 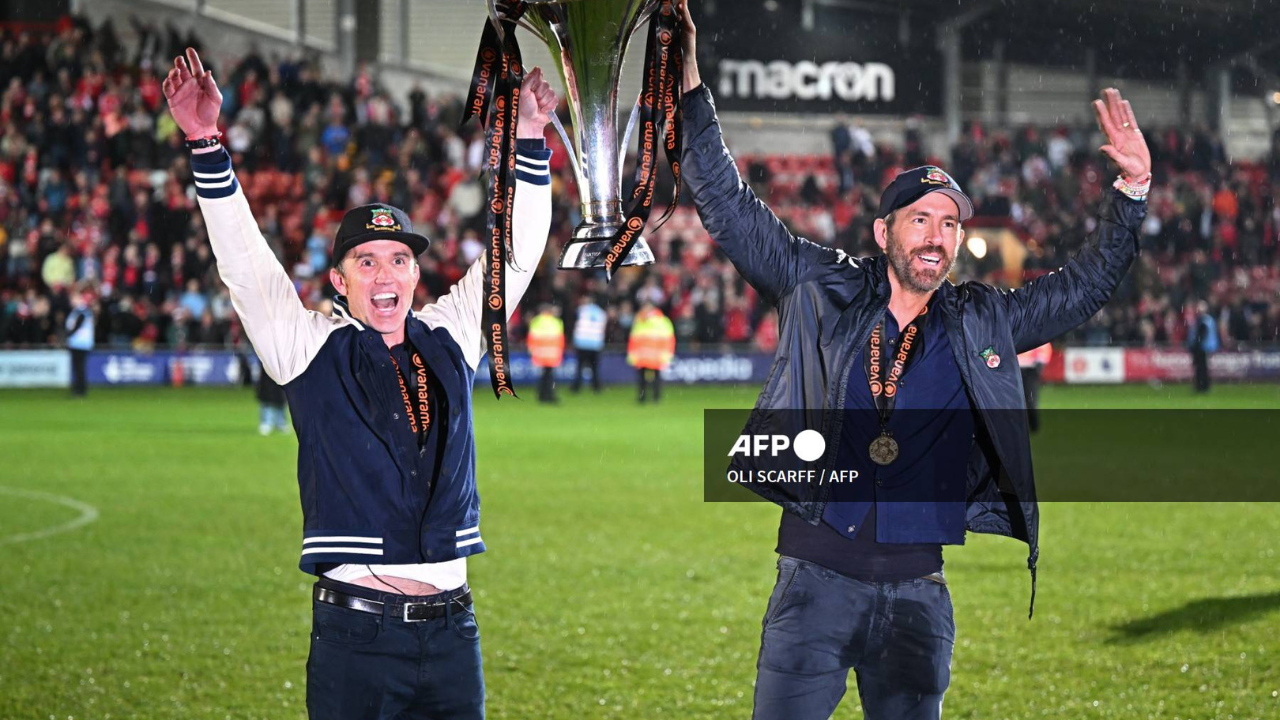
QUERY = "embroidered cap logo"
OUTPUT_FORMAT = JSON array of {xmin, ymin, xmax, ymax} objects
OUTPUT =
[
  {"xmin": 367, "ymin": 208, "xmax": 402, "ymax": 232},
  {"xmin": 921, "ymin": 167, "xmax": 950, "ymax": 187}
]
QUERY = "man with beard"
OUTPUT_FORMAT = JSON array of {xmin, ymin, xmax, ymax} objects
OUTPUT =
[{"xmin": 675, "ymin": 3, "xmax": 1150, "ymax": 718}]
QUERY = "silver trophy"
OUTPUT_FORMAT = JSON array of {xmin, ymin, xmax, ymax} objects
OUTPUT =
[{"xmin": 488, "ymin": 0, "xmax": 659, "ymax": 269}]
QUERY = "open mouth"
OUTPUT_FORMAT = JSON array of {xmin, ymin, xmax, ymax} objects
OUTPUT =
[
  {"xmin": 371, "ymin": 292, "xmax": 399, "ymax": 312},
  {"xmin": 915, "ymin": 252, "xmax": 944, "ymax": 268}
]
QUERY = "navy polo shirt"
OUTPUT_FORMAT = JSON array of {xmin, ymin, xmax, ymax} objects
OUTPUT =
[{"xmin": 777, "ymin": 295, "xmax": 975, "ymax": 581}]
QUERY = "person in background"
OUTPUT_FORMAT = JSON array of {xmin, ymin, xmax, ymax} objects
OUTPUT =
[
  {"xmin": 528, "ymin": 304, "xmax": 565, "ymax": 404},
  {"xmin": 627, "ymin": 301, "xmax": 675, "ymax": 404},
  {"xmin": 1188, "ymin": 299, "xmax": 1218, "ymax": 393},
  {"xmin": 256, "ymin": 359, "xmax": 289, "ymax": 435},
  {"xmin": 65, "ymin": 288, "xmax": 95, "ymax": 397},
  {"xmin": 42, "ymin": 243, "xmax": 77, "ymax": 293},
  {"xmin": 1017, "ymin": 343, "xmax": 1053, "ymax": 432},
  {"xmin": 572, "ymin": 295, "xmax": 606, "ymax": 394}
]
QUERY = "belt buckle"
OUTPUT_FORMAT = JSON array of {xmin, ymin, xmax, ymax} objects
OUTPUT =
[{"xmin": 402, "ymin": 600, "xmax": 444, "ymax": 622}]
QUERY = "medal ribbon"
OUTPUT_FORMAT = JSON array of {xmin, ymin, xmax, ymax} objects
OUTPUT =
[
  {"xmin": 462, "ymin": 0, "xmax": 527, "ymax": 398},
  {"xmin": 865, "ymin": 306, "xmax": 929, "ymax": 432},
  {"xmin": 389, "ymin": 347, "xmax": 431, "ymax": 445},
  {"xmin": 603, "ymin": 0, "xmax": 685, "ymax": 280}
]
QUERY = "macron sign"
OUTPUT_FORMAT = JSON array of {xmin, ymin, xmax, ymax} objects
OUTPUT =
[
  {"xmin": 696, "ymin": 7, "xmax": 941, "ymax": 114},
  {"xmin": 718, "ymin": 59, "xmax": 896, "ymax": 104}
]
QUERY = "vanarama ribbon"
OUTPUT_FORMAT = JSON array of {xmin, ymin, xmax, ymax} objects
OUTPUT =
[
  {"xmin": 463, "ymin": 1, "xmax": 527, "ymax": 398},
  {"xmin": 389, "ymin": 345, "xmax": 432, "ymax": 445},
  {"xmin": 604, "ymin": 0, "xmax": 685, "ymax": 280}
]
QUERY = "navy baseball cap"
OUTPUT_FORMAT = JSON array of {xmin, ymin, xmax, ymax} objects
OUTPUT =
[
  {"xmin": 332, "ymin": 203, "xmax": 430, "ymax": 263},
  {"xmin": 876, "ymin": 166, "xmax": 974, "ymax": 222}
]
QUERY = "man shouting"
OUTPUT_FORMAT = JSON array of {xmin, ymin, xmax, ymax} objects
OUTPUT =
[
  {"xmin": 164, "ymin": 49, "xmax": 558, "ymax": 719},
  {"xmin": 676, "ymin": 3, "xmax": 1150, "ymax": 719}
]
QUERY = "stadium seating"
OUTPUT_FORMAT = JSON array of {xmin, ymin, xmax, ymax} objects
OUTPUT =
[{"xmin": 1, "ymin": 15, "xmax": 1277, "ymax": 353}]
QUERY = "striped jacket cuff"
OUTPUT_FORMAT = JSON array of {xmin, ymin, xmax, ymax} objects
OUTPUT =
[
  {"xmin": 515, "ymin": 139, "xmax": 552, "ymax": 186},
  {"xmin": 190, "ymin": 148, "xmax": 240, "ymax": 199},
  {"xmin": 300, "ymin": 533, "xmax": 385, "ymax": 559}
]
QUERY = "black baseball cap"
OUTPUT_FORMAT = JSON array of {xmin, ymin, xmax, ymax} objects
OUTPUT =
[
  {"xmin": 331, "ymin": 203, "xmax": 430, "ymax": 264},
  {"xmin": 876, "ymin": 166, "xmax": 974, "ymax": 222}
]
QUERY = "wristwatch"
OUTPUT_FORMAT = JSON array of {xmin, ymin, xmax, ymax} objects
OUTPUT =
[{"xmin": 186, "ymin": 133, "xmax": 223, "ymax": 150}]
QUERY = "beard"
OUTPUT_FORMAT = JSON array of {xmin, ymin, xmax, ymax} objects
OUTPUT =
[{"xmin": 885, "ymin": 228, "xmax": 955, "ymax": 295}]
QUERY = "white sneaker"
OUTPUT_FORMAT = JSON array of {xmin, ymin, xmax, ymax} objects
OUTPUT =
[{"xmin": 259, "ymin": 424, "xmax": 272, "ymax": 436}]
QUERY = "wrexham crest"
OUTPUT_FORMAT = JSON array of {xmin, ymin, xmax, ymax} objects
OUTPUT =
[
  {"xmin": 979, "ymin": 345, "xmax": 1001, "ymax": 369},
  {"xmin": 921, "ymin": 167, "xmax": 950, "ymax": 187},
  {"xmin": 367, "ymin": 208, "xmax": 402, "ymax": 232}
]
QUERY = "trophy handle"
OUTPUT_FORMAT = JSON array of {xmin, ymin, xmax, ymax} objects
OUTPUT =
[
  {"xmin": 485, "ymin": 0, "xmax": 505, "ymax": 40},
  {"xmin": 488, "ymin": 0, "xmax": 551, "ymax": 42},
  {"xmin": 545, "ymin": 110, "xmax": 586, "ymax": 185},
  {"xmin": 618, "ymin": 92, "xmax": 641, "ymax": 185}
]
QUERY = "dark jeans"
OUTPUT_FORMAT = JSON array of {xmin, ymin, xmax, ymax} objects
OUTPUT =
[
  {"xmin": 638, "ymin": 368, "xmax": 661, "ymax": 402},
  {"xmin": 70, "ymin": 348, "xmax": 89, "ymax": 396},
  {"xmin": 753, "ymin": 556, "xmax": 955, "ymax": 720},
  {"xmin": 572, "ymin": 349, "xmax": 601, "ymax": 393},
  {"xmin": 538, "ymin": 366, "xmax": 557, "ymax": 403},
  {"xmin": 306, "ymin": 579, "xmax": 483, "ymax": 720},
  {"xmin": 1192, "ymin": 348, "xmax": 1210, "ymax": 392}
]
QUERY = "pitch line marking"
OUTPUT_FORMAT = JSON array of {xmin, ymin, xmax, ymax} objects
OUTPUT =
[{"xmin": 0, "ymin": 486, "xmax": 100, "ymax": 546}]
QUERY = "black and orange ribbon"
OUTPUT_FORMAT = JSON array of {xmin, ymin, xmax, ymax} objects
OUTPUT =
[
  {"xmin": 390, "ymin": 346, "xmax": 432, "ymax": 444},
  {"xmin": 866, "ymin": 306, "xmax": 928, "ymax": 427},
  {"xmin": 463, "ymin": 0, "xmax": 527, "ymax": 398},
  {"xmin": 603, "ymin": 0, "xmax": 685, "ymax": 280}
]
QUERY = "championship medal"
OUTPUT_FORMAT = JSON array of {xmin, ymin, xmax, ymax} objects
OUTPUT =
[
  {"xmin": 866, "ymin": 310, "xmax": 927, "ymax": 467},
  {"xmin": 869, "ymin": 433, "xmax": 899, "ymax": 466}
]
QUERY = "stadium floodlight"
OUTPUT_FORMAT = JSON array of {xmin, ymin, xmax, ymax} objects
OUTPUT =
[{"xmin": 967, "ymin": 236, "xmax": 988, "ymax": 259}]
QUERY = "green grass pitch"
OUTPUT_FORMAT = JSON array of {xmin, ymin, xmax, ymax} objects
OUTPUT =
[{"xmin": 2, "ymin": 383, "xmax": 1279, "ymax": 719}]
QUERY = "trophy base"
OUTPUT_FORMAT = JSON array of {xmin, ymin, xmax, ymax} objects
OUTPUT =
[{"xmin": 558, "ymin": 223, "xmax": 655, "ymax": 270}]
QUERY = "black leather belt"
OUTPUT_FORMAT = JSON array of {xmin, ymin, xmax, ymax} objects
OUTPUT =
[{"xmin": 314, "ymin": 585, "xmax": 473, "ymax": 622}]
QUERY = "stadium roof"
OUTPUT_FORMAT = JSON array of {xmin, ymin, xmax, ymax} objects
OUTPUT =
[{"xmin": 830, "ymin": 0, "xmax": 1280, "ymax": 79}]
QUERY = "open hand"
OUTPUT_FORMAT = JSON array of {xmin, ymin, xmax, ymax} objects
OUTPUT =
[
  {"xmin": 163, "ymin": 47, "xmax": 222, "ymax": 140},
  {"xmin": 516, "ymin": 67, "xmax": 558, "ymax": 139},
  {"xmin": 1092, "ymin": 88, "xmax": 1151, "ymax": 181}
]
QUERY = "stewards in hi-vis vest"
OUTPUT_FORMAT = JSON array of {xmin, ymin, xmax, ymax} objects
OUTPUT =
[
  {"xmin": 528, "ymin": 305, "xmax": 565, "ymax": 404},
  {"xmin": 627, "ymin": 302, "xmax": 675, "ymax": 404}
]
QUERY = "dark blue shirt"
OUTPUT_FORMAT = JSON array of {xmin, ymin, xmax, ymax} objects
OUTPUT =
[
  {"xmin": 777, "ymin": 296, "xmax": 975, "ymax": 580},
  {"xmin": 390, "ymin": 342, "xmax": 449, "ymax": 486}
]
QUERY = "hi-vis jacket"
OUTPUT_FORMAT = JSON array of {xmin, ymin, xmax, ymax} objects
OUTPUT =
[
  {"xmin": 527, "ymin": 312, "xmax": 564, "ymax": 368},
  {"xmin": 192, "ymin": 141, "xmax": 553, "ymax": 574},
  {"xmin": 627, "ymin": 309, "xmax": 675, "ymax": 370}
]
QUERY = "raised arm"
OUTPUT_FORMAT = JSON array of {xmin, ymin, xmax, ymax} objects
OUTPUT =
[
  {"xmin": 1000, "ymin": 192, "xmax": 1145, "ymax": 351},
  {"xmin": 166, "ymin": 49, "xmax": 342, "ymax": 384},
  {"xmin": 417, "ymin": 68, "xmax": 557, "ymax": 369},
  {"xmin": 1002, "ymin": 88, "xmax": 1151, "ymax": 351},
  {"xmin": 677, "ymin": 1, "xmax": 835, "ymax": 305}
]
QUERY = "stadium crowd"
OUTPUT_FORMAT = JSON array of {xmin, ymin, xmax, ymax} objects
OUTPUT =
[{"xmin": 2, "ymin": 15, "xmax": 1278, "ymax": 353}]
